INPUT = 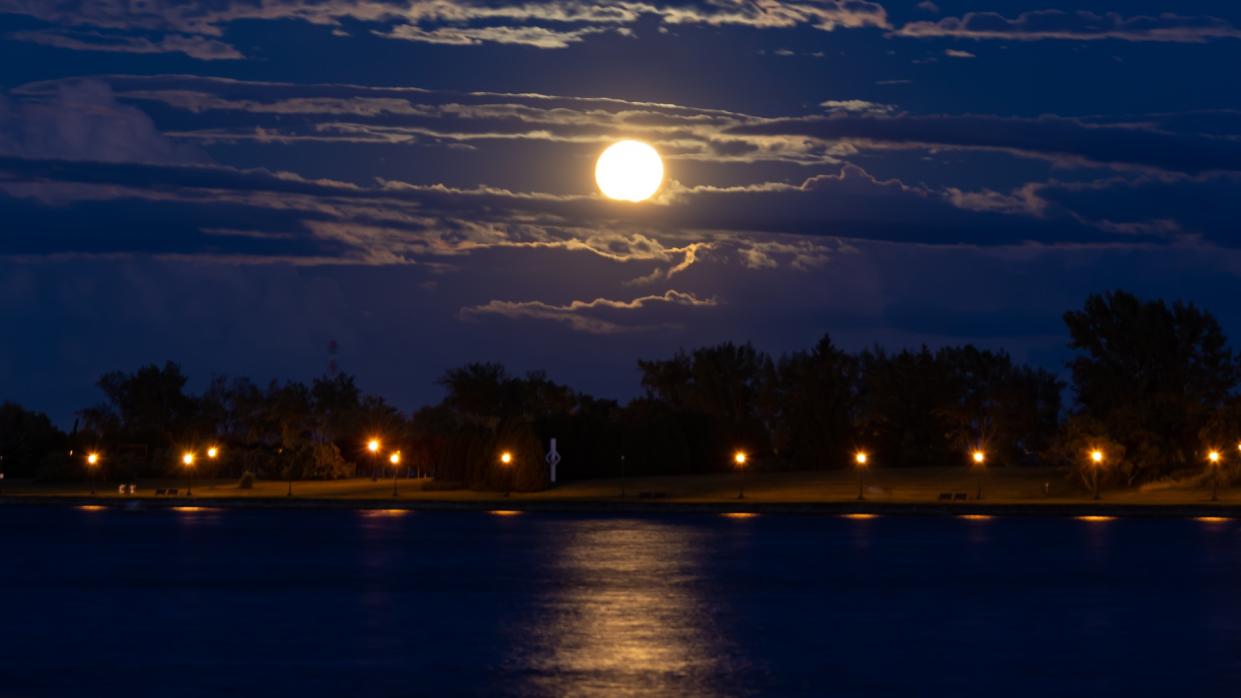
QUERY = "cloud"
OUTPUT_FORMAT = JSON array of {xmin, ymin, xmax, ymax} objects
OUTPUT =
[
  {"xmin": 6, "ymin": 28, "xmax": 243, "ymax": 59},
  {"xmin": 0, "ymin": 0, "xmax": 890, "ymax": 55},
  {"xmin": 894, "ymin": 10, "xmax": 1241, "ymax": 43},
  {"xmin": 728, "ymin": 112, "xmax": 1241, "ymax": 175},
  {"xmin": 820, "ymin": 99, "xmax": 895, "ymax": 114},
  {"xmin": 3, "ymin": 77, "xmax": 1238, "ymax": 276},
  {"xmin": 460, "ymin": 290, "xmax": 717, "ymax": 334},
  {"xmin": 943, "ymin": 48, "xmax": 974, "ymax": 59},
  {"xmin": 31, "ymin": 73, "xmax": 1241, "ymax": 182},
  {"xmin": 376, "ymin": 22, "xmax": 615, "ymax": 49},
  {"xmin": 0, "ymin": 79, "xmax": 207, "ymax": 164}
]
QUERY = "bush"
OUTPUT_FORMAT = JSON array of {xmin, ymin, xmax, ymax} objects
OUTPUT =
[{"xmin": 238, "ymin": 471, "xmax": 255, "ymax": 489}]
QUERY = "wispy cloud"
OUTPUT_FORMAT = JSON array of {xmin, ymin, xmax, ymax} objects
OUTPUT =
[
  {"xmin": 7, "ymin": 28, "xmax": 243, "ymax": 60},
  {"xmin": 894, "ymin": 10, "xmax": 1241, "ymax": 43},
  {"xmin": 0, "ymin": 0, "xmax": 890, "ymax": 56},
  {"xmin": 460, "ymin": 290, "xmax": 717, "ymax": 333}
]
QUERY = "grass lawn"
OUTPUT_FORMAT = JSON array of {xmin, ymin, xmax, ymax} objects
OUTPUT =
[{"xmin": 1, "ymin": 467, "xmax": 1233, "ymax": 507}]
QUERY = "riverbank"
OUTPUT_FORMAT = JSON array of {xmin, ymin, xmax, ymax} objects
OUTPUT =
[{"xmin": 2, "ymin": 467, "xmax": 1238, "ymax": 517}]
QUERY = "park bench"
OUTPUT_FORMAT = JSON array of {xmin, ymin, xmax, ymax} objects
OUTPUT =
[
  {"xmin": 155, "ymin": 488, "xmax": 166, "ymax": 495},
  {"xmin": 953, "ymin": 492, "xmax": 969, "ymax": 501},
  {"xmin": 937, "ymin": 492, "xmax": 953, "ymax": 501}
]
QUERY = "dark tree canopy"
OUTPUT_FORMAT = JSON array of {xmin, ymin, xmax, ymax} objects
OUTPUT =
[
  {"xmin": 5, "ymin": 291, "xmax": 1237, "ymax": 491},
  {"xmin": 1063, "ymin": 291, "xmax": 1239, "ymax": 478}
]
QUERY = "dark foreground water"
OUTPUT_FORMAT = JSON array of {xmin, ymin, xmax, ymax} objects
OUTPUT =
[{"xmin": 2, "ymin": 506, "xmax": 1240, "ymax": 696}]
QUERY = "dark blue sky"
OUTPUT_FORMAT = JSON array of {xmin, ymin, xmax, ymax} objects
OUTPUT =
[{"xmin": 3, "ymin": 1, "xmax": 1241, "ymax": 424}]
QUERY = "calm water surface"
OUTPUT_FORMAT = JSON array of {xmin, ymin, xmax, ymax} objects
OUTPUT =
[{"xmin": 1, "ymin": 505, "xmax": 1239, "ymax": 696}]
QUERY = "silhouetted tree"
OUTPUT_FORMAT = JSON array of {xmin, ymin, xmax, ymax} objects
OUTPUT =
[
  {"xmin": 0, "ymin": 403, "xmax": 66, "ymax": 478},
  {"xmin": 774, "ymin": 335, "xmax": 859, "ymax": 468},
  {"xmin": 1064, "ymin": 291, "xmax": 1238, "ymax": 480}
]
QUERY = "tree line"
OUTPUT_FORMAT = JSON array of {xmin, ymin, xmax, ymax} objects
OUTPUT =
[{"xmin": 2, "ymin": 291, "xmax": 1239, "ymax": 492}]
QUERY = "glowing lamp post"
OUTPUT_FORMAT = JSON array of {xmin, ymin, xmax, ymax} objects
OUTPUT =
[
  {"xmin": 734, "ymin": 451, "xmax": 748, "ymax": 499},
  {"xmin": 1208, "ymin": 450, "xmax": 1222, "ymax": 502},
  {"xmin": 367, "ymin": 438, "xmax": 381, "ymax": 481},
  {"xmin": 855, "ymin": 451, "xmax": 869, "ymax": 501},
  {"xmin": 1089, "ymin": 449, "xmax": 1104, "ymax": 500},
  {"xmin": 182, "ymin": 451, "xmax": 196, "ymax": 496},
  {"xmin": 390, "ymin": 451, "xmax": 402, "ymax": 497},
  {"xmin": 971, "ymin": 450, "xmax": 986, "ymax": 500},
  {"xmin": 499, "ymin": 451, "xmax": 513, "ymax": 497},
  {"xmin": 86, "ymin": 452, "xmax": 101, "ymax": 495}
]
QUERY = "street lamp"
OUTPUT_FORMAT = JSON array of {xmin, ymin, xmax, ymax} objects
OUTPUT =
[
  {"xmin": 86, "ymin": 451, "xmax": 101, "ymax": 495},
  {"xmin": 182, "ymin": 451, "xmax": 196, "ymax": 496},
  {"xmin": 971, "ymin": 449, "xmax": 986, "ymax": 500},
  {"xmin": 1208, "ymin": 450, "xmax": 1222, "ymax": 502},
  {"xmin": 734, "ymin": 450, "xmax": 748, "ymax": 499},
  {"xmin": 207, "ymin": 446, "xmax": 219, "ymax": 460},
  {"xmin": 367, "ymin": 438, "xmax": 381, "ymax": 480},
  {"xmin": 855, "ymin": 451, "xmax": 868, "ymax": 501},
  {"xmin": 499, "ymin": 451, "xmax": 513, "ymax": 497},
  {"xmin": 1089, "ymin": 449, "xmax": 1104, "ymax": 500},
  {"xmin": 390, "ymin": 451, "xmax": 402, "ymax": 497}
]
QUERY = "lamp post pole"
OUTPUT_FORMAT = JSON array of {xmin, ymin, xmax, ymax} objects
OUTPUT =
[
  {"xmin": 972, "ymin": 450, "xmax": 986, "ymax": 500},
  {"xmin": 734, "ymin": 451, "xmax": 748, "ymax": 499},
  {"xmin": 499, "ymin": 451, "xmax": 513, "ymax": 497},
  {"xmin": 1090, "ymin": 449, "xmax": 1104, "ymax": 500},
  {"xmin": 182, "ymin": 452, "xmax": 195, "ymax": 497},
  {"xmin": 1209, "ymin": 451, "xmax": 1222, "ymax": 502},
  {"xmin": 86, "ymin": 452, "xmax": 100, "ymax": 496},
  {"xmin": 855, "ymin": 452, "xmax": 868, "ymax": 501},
  {"xmin": 390, "ymin": 451, "xmax": 402, "ymax": 497}
]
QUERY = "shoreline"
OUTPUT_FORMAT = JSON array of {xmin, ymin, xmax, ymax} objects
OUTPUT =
[{"xmin": 3, "ymin": 494, "xmax": 1239, "ymax": 519}]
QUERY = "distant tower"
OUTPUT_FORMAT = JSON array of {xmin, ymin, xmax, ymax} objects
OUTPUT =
[{"xmin": 327, "ymin": 339, "xmax": 339, "ymax": 377}]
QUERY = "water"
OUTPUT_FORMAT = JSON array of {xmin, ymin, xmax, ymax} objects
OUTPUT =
[{"xmin": 1, "ymin": 505, "xmax": 1239, "ymax": 696}]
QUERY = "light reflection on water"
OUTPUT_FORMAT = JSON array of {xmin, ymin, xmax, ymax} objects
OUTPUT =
[
  {"xmin": 522, "ymin": 521, "xmax": 727, "ymax": 696},
  {"xmin": 358, "ymin": 508, "xmax": 409, "ymax": 518},
  {"xmin": 6, "ymin": 507, "xmax": 1241, "ymax": 696}
]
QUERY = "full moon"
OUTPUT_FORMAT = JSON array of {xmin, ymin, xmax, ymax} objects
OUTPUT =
[{"xmin": 595, "ymin": 140, "xmax": 663, "ymax": 202}]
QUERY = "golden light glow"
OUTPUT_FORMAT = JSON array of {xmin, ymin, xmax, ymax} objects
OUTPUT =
[
  {"xmin": 1208, "ymin": 450, "xmax": 1221, "ymax": 464},
  {"xmin": 854, "ymin": 451, "xmax": 868, "ymax": 467},
  {"xmin": 86, "ymin": 452, "xmax": 100, "ymax": 466},
  {"xmin": 389, "ymin": 451, "xmax": 401, "ymax": 465},
  {"xmin": 77, "ymin": 505, "xmax": 106, "ymax": 512},
  {"xmin": 206, "ymin": 446, "xmax": 219, "ymax": 459},
  {"xmin": 722, "ymin": 512, "xmax": 758, "ymax": 519},
  {"xmin": 1195, "ymin": 516, "xmax": 1230, "ymax": 523},
  {"xmin": 361, "ymin": 509, "xmax": 408, "ymax": 518},
  {"xmin": 172, "ymin": 506, "xmax": 214, "ymax": 513},
  {"xmin": 500, "ymin": 451, "xmax": 513, "ymax": 465},
  {"xmin": 733, "ymin": 451, "xmax": 748, "ymax": 466},
  {"xmin": 959, "ymin": 514, "xmax": 993, "ymax": 521},
  {"xmin": 367, "ymin": 438, "xmax": 381, "ymax": 454},
  {"xmin": 842, "ymin": 513, "xmax": 878, "ymax": 520},
  {"xmin": 1076, "ymin": 515, "xmax": 1115, "ymax": 522},
  {"xmin": 595, "ymin": 140, "xmax": 663, "ymax": 202},
  {"xmin": 971, "ymin": 450, "xmax": 985, "ymax": 465},
  {"xmin": 489, "ymin": 509, "xmax": 522, "ymax": 516},
  {"xmin": 182, "ymin": 452, "xmax": 195, "ymax": 467},
  {"xmin": 1090, "ymin": 449, "xmax": 1104, "ymax": 465}
]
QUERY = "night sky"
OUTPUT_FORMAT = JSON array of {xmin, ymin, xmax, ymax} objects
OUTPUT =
[{"xmin": 3, "ymin": 1, "xmax": 1241, "ymax": 424}]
